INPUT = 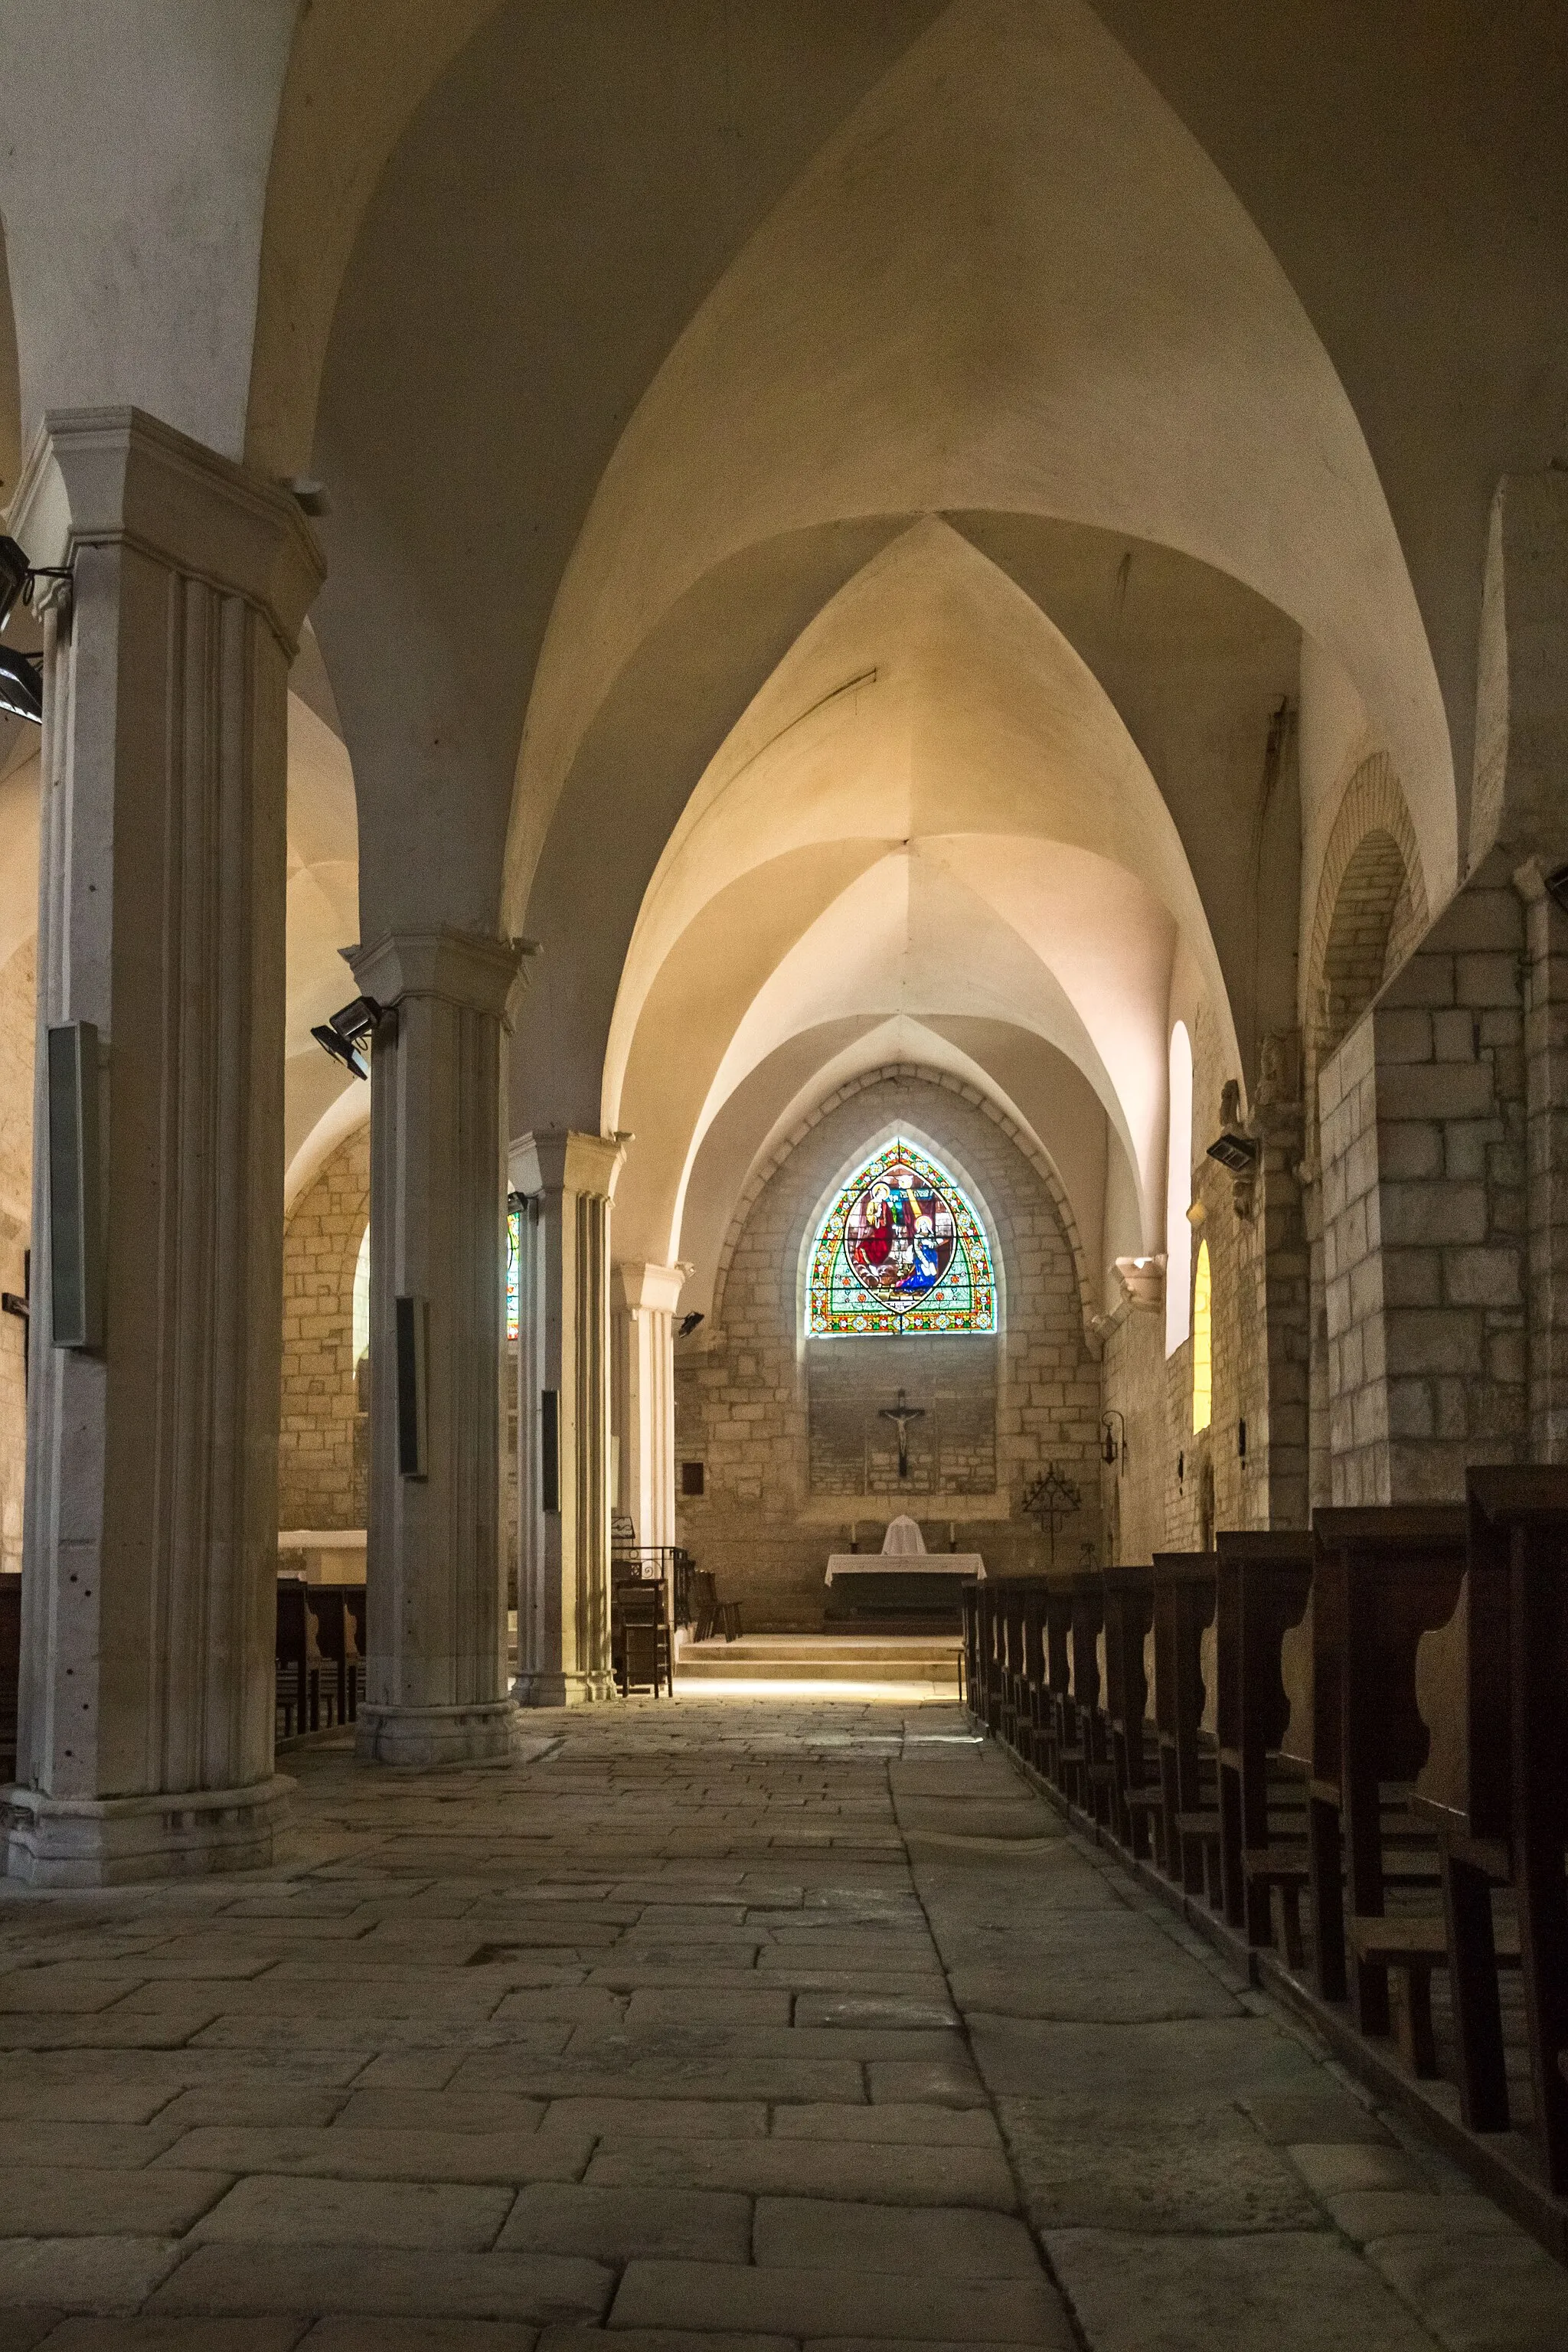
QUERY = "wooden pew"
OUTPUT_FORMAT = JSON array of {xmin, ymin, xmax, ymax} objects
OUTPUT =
[
  {"xmin": 1152, "ymin": 1552, "xmax": 1218, "ymax": 1898},
  {"xmin": 1413, "ymin": 1468, "xmax": 1568, "ymax": 2183},
  {"xmin": 998, "ymin": 1580, "xmax": 1031, "ymax": 1757},
  {"xmin": 1019, "ymin": 1581, "xmax": 1052, "ymax": 1774},
  {"xmin": 961, "ymin": 1580, "xmax": 983, "ymax": 1714},
  {"xmin": 1102, "ymin": 1565, "xmax": 1158, "ymax": 1858},
  {"xmin": 0, "ymin": 1572, "xmax": 20, "ymax": 1782},
  {"xmin": 307, "ymin": 1586, "xmax": 364, "ymax": 1727},
  {"xmin": 1057, "ymin": 1571, "xmax": 1107, "ymax": 1820},
  {"xmin": 1214, "ymin": 1530, "xmax": 1314, "ymax": 1950},
  {"xmin": 276, "ymin": 1579, "xmax": 336, "ymax": 1737},
  {"xmin": 1307, "ymin": 1506, "xmax": 1467, "ymax": 2031},
  {"xmin": 1040, "ymin": 1579, "xmax": 1076, "ymax": 1791}
]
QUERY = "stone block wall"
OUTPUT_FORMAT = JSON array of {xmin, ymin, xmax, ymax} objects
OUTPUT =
[
  {"xmin": 1319, "ymin": 853, "xmax": 1527, "ymax": 1502},
  {"xmin": 675, "ymin": 1077, "xmax": 1101, "ymax": 1627},
  {"xmin": 0, "ymin": 939, "xmax": 34, "ymax": 1576},
  {"xmin": 806, "ymin": 1334, "xmax": 998, "ymax": 1494},
  {"xmin": 278, "ymin": 1125, "xmax": 371, "ymax": 1532}
]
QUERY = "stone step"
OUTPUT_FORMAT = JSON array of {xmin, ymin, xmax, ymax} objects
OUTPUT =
[{"xmin": 676, "ymin": 1635, "xmax": 961, "ymax": 1685}]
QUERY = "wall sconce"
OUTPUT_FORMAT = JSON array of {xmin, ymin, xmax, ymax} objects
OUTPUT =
[
  {"xmin": 1176, "ymin": 1449, "xmax": 1185, "ymax": 1491},
  {"xmin": 1100, "ymin": 1409, "xmax": 1125, "ymax": 1468},
  {"xmin": 1238, "ymin": 1417, "xmax": 1249, "ymax": 1461}
]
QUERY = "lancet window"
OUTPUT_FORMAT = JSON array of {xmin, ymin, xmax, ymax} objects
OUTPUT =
[{"xmin": 806, "ymin": 1138, "xmax": 997, "ymax": 1337}]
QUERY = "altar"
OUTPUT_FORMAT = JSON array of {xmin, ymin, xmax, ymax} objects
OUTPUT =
[{"xmin": 823, "ymin": 1515, "xmax": 985, "ymax": 1627}]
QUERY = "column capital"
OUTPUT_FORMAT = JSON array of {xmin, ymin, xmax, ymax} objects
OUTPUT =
[
  {"xmin": 351, "ymin": 928, "xmax": 522, "ymax": 1018},
  {"xmin": 613, "ymin": 1261, "xmax": 689, "ymax": 1315},
  {"xmin": 511, "ymin": 1128, "xmax": 627, "ymax": 1204},
  {"xmin": 15, "ymin": 405, "xmax": 325, "ymax": 656}
]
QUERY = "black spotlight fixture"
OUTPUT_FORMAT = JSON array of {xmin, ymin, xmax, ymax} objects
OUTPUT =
[
  {"xmin": 311, "ymin": 995, "xmax": 385, "ymax": 1082},
  {"xmin": 678, "ymin": 1310, "xmax": 704, "ymax": 1338},
  {"xmin": 0, "ymin": 647, "xmax": 43, "ymax": 725},
  {"xmin": 0, "ymin": 533, "xmax": 74, "ymax": 728},
  {"xmin": 1206, "ymin": 1129, "xmax": 1259, "ymax": 1174}
]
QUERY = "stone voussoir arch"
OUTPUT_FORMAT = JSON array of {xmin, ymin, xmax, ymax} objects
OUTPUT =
[
  {"xmin": 1306, "ymin": 749, "xmax": 1428, "ymax": 1076},
  {"xmin": 708, "ymin": 1063, "xmax": 1099, "ymax": 1348}
]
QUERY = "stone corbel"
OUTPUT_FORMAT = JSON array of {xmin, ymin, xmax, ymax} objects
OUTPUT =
[{"xmin": 1112, "ymin": 1255, "xmax": 1165, "ymax": 1312}]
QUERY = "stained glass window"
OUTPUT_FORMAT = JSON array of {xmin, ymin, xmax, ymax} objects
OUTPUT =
[
  {"xmin": 806, "ymin": 1138, "xmax": 997, "ymax": 1337},
  {"xmin": 506, "ymin": 1204, "xmax": 521, "ymax": 1343}
]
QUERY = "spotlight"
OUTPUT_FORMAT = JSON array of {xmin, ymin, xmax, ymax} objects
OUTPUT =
[
  {"xmin": 0, "ymin": 646, "xmax": 43, "ymax": 725},
  {"xmin": 311, "ymin": 995, "xmax": 385, "ymax": 1082},
  {"xmin": 678, "ymin": 1311, "xmax": 704, "ymax": 1338},
  {"xmin": 1206, "ymin": 1129, "xmax": 1259, "ymax": 1174},
  {"xmin": 0, "ymin": 537, "xmax": 28, "ymax": 630},
  {"xmin": 0, "ymin": 534, "xmax": 74, "ymax": 730}
]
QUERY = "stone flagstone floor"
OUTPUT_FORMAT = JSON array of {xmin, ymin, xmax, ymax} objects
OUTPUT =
[{"xmin": 0, "ymin": 1694, "xmax": 1566, "ymax": 2350}]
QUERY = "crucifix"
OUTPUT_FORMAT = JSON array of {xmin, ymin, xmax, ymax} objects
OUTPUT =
[
  {"xmin": 2, "ymin": 1249, "xmax": 28, "ymax": 1396},
  {"xmin": 878, "ymin": 1387, "xmax": 926, "ymax": 1480}
]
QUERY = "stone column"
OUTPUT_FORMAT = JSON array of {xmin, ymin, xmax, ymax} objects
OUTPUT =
[
  {"xmin": 7, "ymin": 407, "xmax": 322, "ymax": 1885},
  {"xmin": 511, "ymin": 1131, "xmax": 625, "ymax": 1706},
  {"xmin": 348, "ymin": 929, "xmax": 522, "ymax": 1766},
  {"xmin": 611, "ymin": 1262, "xmax": 686, "ymax": 1550}
]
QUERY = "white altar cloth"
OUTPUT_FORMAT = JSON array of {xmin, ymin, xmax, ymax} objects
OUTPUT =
[{"xmin": 824, "ymin": 1554, "xmax": 985, "ymax": 1584}]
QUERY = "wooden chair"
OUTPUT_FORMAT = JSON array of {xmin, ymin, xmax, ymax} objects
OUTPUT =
[
  {"xmin": 612, "ymin": 1578, "xmax": 671, "ymax": 1697},
  {"xmin": 1214, "ymin": 1530, "xmax": 1314, "ymax": 1950},
  {"xmin": 1152, "ymin": 1551, "xmax": 1219, "ymax": 1899},
  {"xmin": 0, "ymin": 1572, "xmax": 21, "ymax": 1782},
  {"xmin": 1102, "ymin": 1565, "xmax": 1159, "ymax": 1858},
  {"xmin": 689, "ymin": 1569, "xmax": 741, "ymax": 1643},
  {"xmin": 1307, "ymin": 1506, "xmax": 1466, "ymax": 2032}
]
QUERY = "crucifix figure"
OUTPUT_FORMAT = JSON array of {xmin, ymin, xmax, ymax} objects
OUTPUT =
[
  {"xmin": 2, "ymin": 1248, "xmax": 28, "ymax": 1396},
  {"xmin": 878, "ymin": 1387, "xmax": 926, "ymax": 1480}
]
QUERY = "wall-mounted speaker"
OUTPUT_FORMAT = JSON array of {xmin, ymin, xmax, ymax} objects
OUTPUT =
[
  {"xmin": 47, "ymin": 1021, "xmax": 103, "ymax": 1349},
  {"xmin": 541, "ymin": 1388, "xmax": 560, "ymax": 1514},
  {"xmin": 394, "ymin": 1295, "xmax": 428, "ymax": 1478}
]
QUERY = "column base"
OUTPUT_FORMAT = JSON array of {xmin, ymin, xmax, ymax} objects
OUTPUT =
[
  {"xmin": 354, "ymin": 1699, "xmax": 524, "ymax": 1767},
  {"xmin": 511, "ymin": 1670, "xmax": 617, "ymax": 1707},
  {"xmin": 3, "ymin": 1775, "xmax": 293, "ymax": 1888}
]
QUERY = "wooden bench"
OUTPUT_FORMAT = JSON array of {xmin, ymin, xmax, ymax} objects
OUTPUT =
[
  {"xmin": 1057, "ymin": 1571, "xmax": 1107, "ymax": 1821},
  {"xmin": 1040, "ymin": 1579, "xmax": 1076, "ymax": 1790},
  {"xmin": 1102, "ymin": 1565, "xmax": 1158, "ymax": 1858},
  {"xmin": 1308, "ymin": 1506, "xmax": 1467, "ymax": 2030},
  {"xmin": 306, "ymin": 1584, "xmax": 365, "ymax": 1726},
  {"xmin": 1412, "ymin": 1467, "xmax": 1568, "ymax": 2184},
  {"xmin": 276, "ymin": 1578, "xmax": 337, "ymax": 1737},
  {"xmin": 1345, "ymin": 1908, "xmax": 1522, "ymax": 2081},
  {"xmin": 1152, "ymin": 1551, "xmax": 1219, "ymax": 1899},
  {"xmin": 1214, "ymin": 1530, "xmax": 1314, "ymax": 1949}
]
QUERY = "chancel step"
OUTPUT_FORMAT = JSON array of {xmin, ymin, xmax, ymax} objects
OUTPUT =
[{"xmin": 677, "ymin": 1633, "xmax": 961, "ymax": 1685}]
